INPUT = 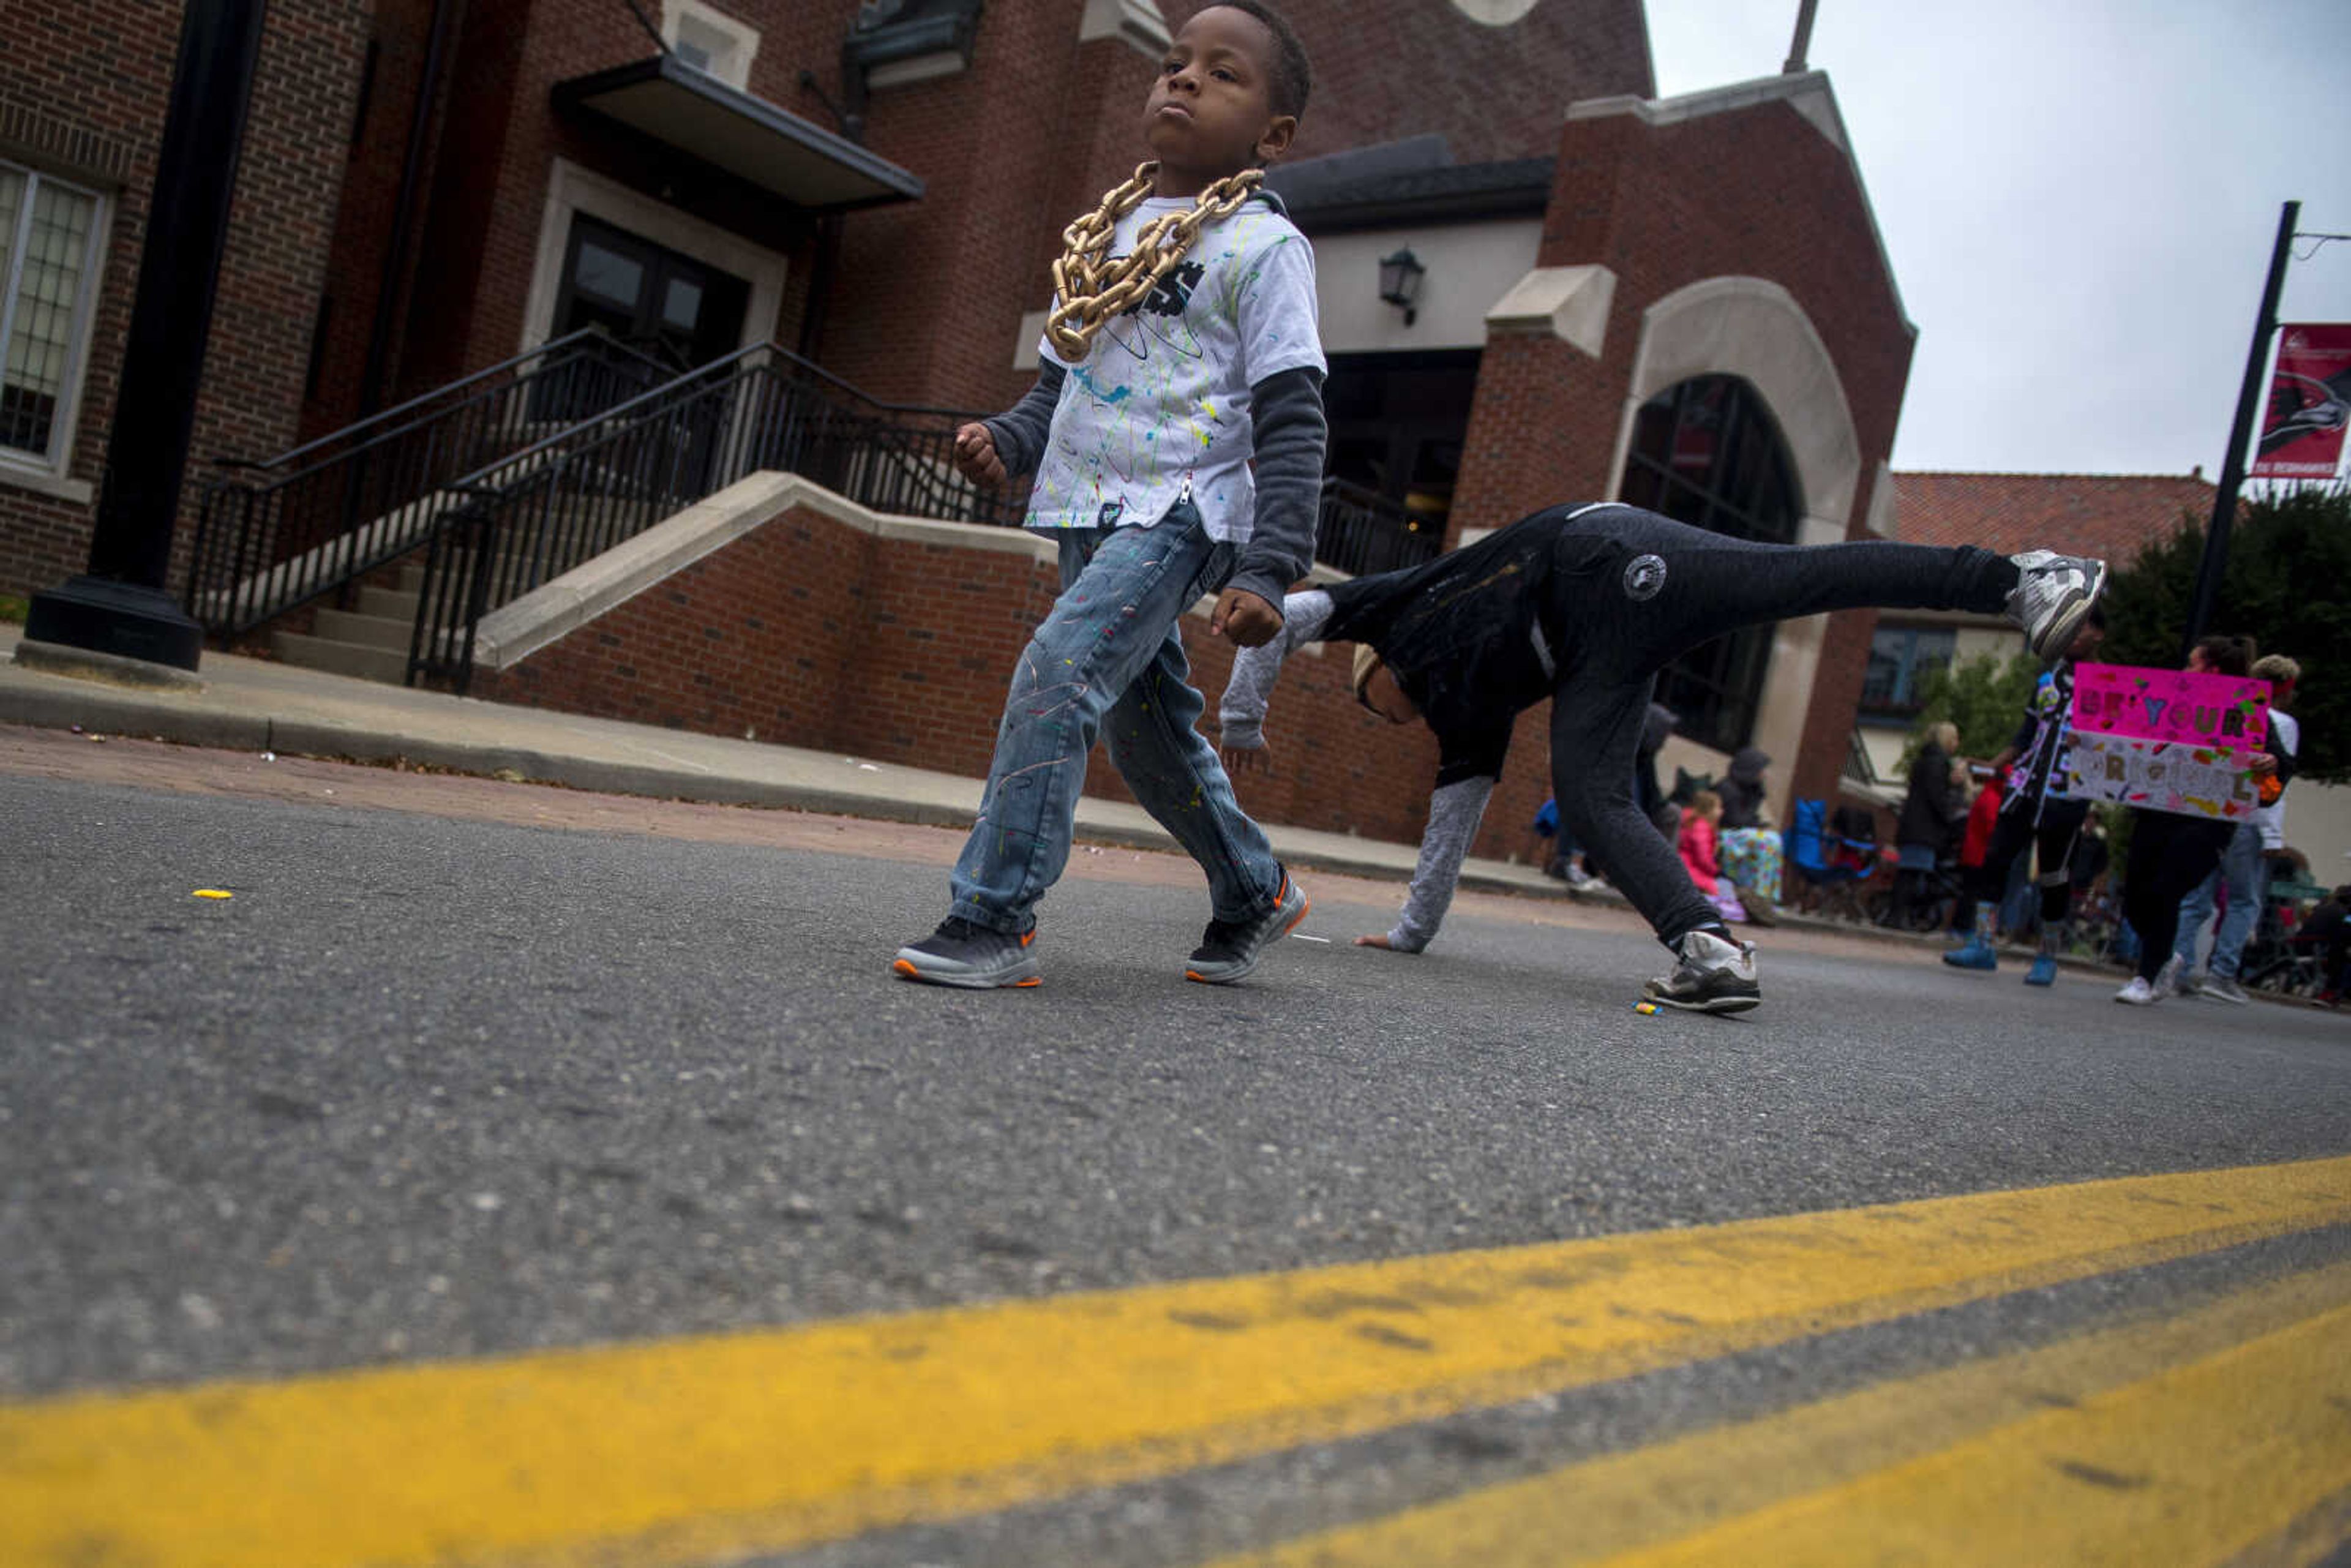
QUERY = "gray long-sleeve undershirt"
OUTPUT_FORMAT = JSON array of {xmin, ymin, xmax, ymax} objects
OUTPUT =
[
  {"xmin": 1220, "ymin": 589, "xmax": 1492, "ymax": 951},
  {"xmin": 983, "ymin": 363, "xmax": 1327, "ymax": 611}
]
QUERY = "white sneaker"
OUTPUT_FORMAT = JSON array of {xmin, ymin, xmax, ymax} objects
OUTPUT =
[
  {"xmin": 2153, "ymin": 954, "xmax": 2184, "ymax": 998},
  {"xmin": 2008, "ymin": 550, "xmax": 2109, "ymax": 661},
  {"xmin": 2114, "ymin": 975, "xmax": 2159, "ymax": 1005},
  {"xmin": 1644, "ymin": 929, "xmax": 1762, "ymax": 1014}
]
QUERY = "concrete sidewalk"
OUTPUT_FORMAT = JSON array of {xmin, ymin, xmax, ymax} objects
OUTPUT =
[{"xmin": 1, "ymin": 625, "xmax": 1570, "ymax": 899}]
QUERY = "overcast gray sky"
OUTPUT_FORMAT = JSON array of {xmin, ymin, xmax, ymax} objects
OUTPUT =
[{"xmin": 1644, "ymin": 0, "xmax": 2351, "ymax": 479}]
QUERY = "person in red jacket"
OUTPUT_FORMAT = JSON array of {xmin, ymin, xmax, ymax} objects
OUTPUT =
[
  {"xmin": 1676, "ymin": 790, "xmax": 1748, "ymax": 925},
  {"xmin": 1951, "ymin": 764, "xmax": 2004, "ymax": 938}
]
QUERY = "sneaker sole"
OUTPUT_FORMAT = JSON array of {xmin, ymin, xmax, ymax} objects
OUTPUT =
[
  {"xmin": 1184, "ymin": 885, "xmax": 1311, "ymax": 985},
  {"xmin": 2028, "ymin": 559, "xmax": 2108, "ymax": 661},
  {"xmin": 1647, "ymin": 989, "xmax": 1762, "ymax": 1015},
  {"xmin": 890, "ymin": 953, "xmax": 1043, "ymax": 989}
]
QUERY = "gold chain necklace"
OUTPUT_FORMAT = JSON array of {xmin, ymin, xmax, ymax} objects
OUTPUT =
[{"xmin": 1044, "ymin": 162, "xmax": 1264, "ymax": 361}]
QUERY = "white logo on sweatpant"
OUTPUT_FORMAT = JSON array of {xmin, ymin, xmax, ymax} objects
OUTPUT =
[{"xmin": 1623, "ymin": 553, "xmax": 1668, "ymax": 601}]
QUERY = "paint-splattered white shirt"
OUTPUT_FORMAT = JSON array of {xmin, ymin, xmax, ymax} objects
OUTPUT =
[{"xmin": 1027, "ymin": 197, "xmax": 1324, "ymax": 544}]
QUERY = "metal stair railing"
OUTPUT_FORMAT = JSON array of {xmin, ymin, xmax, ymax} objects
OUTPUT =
[
  {"xmin": 408, "ymin": 342, "xmax": 1019, "ymax": 691},
  {"xmin": 183, "ymin": 327, "xmax": 670, "ymax": 637},
  {"xmin": 1314, "ymin": 476, "xmax": 1444, "ymax": 577},
  {"xmin": 403, "ymin": 344, "xmax": 1452, "ymax": 692}
]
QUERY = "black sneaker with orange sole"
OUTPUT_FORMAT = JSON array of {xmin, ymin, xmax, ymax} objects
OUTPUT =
[
  {"xmin": 892, "ymin": 917, "xmax": 1042, "ymax": 988},
  {"xmin": 1184, "ymin": 871, "xmax": 1310, "ymax": 985}
]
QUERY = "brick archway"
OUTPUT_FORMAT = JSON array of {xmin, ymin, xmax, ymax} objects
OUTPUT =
[
  {"xmin": 1607, "ymin": 276, "xmax": 1867, "ymax": 821},
  {"xmin": 1612, "ymin": 276, "xmax": 1862, "ymax": 537}
]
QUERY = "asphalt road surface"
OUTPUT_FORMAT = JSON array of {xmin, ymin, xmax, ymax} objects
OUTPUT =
[{"xmin": 5, "ymin": 729, "xmax": 2349, "ymax": 1567}]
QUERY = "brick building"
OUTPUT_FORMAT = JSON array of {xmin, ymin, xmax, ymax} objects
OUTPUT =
[
  {"xmin": 0, "ymin": 0, "xmax": 370, "ymax": 595},
  {"xmin": 4, "ymin": 0, "xmax": 1949, "ymax": 863}
]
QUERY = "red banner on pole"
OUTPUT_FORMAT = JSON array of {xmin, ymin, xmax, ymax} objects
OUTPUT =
[{"xmin": 2251, "ymin": 323, "xmax": 2351, "ymax": 479}]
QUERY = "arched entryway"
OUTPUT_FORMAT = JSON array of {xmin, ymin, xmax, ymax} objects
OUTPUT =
[
  {"xmin": 1610, "ymin": 276, "xmax": 1865, "ymax": 800},
  {"xmin": 1617, "ymin": 373, "xmax": 1802, "ymax": 753}
]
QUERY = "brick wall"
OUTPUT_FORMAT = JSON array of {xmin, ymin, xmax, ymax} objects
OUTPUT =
[
  {"xmin": 300, "ymin": 0, "xmax": 454, "ymax": 436},
  {"xmin": 816, "ymin": 0, "xmax": 1655, "ymax": 415},
  {"xmin": 1267, "ymin": 0, "xmax": 1652, "ymax": 164},
  {"xmin": 0, "ymin": 0, "xmax": 370, "ymax": 601},
  {"xmin": 470, "ymin": 493, "xmax": 1580, "ymax": 865},
  {"xmin": 399, "ymin": 0, "xmax": 826, "ymax": 398}
]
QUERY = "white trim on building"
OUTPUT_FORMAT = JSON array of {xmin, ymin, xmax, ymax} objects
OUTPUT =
[{"xmin": 519, "ymin": 157, "xmax": 787, "ymax": 358}]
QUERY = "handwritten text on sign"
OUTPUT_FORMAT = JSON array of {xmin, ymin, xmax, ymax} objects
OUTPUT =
[
  {"xmin": 2060, "ymin": 663, "xmax": 2272, "ymax": 820},
  {"xmin": 2070, "ymin": 664, "xmax": 2271, "ymax": 753}
]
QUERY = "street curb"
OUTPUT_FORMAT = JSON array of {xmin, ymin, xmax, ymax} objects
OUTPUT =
[{"xmin": 0, "ymin": 679, "xmax": 268, "ymax": 751}]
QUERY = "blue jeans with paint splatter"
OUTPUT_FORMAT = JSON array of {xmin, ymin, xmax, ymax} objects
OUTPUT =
[{"xmin": 948, "ymin": 504, "xmax": 1284, "ymax": 934}]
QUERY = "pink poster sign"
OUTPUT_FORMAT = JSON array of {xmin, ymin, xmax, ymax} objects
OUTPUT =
[
  {"xmin": 2070, "ymin": 664, "xmax": 2270, "ymax": 755},
  {"xmin": 2060, "ymin": 662, "xmax": 2273, "ymax": 819}
]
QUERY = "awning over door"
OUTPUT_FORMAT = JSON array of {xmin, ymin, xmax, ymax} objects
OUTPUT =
[{"xmin": 552, "ymin": 55, "xmax": 924, "ymax": 214}]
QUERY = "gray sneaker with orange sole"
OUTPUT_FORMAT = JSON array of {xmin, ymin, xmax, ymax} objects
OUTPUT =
[
  {"xmin": 892, "ymin": 917, "xmax": 1042, "ymax": 989},
  {"xmin": 1184, "ymin": 871, "xmax": 1310, "ymax": 985}
]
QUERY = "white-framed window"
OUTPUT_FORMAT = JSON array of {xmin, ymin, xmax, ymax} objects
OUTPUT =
[
  {"xmin": 662, "ymin": 1, "xmax": 759, "ymax": 91},
  {"xmin": 1861, "ymin": 623, "xmax": 1958, "ymax": 722},
  {"xmin": 0, "ymin": 158, "xmax": 107, "ymax": 489}
]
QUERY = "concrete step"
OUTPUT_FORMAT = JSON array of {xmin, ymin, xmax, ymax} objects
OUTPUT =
[
  {"xmin": 271, "ymin": 629, "xmax": 410, "ymax": 685},
  {"xmin": 313, "ymin": 607, "xmax": 414, "ymax": 653},
  {"xmin": 356, "ymin": 584, "xmax": 420, "ymax": 622}
]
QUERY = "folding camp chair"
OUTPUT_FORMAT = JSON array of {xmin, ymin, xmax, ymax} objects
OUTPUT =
[{"xmin": 1783, "ymin": 798, "xmax": 1877, "ymax": 923}]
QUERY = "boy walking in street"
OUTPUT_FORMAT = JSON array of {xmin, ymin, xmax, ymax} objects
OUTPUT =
[
  {"xmin": 1218, "ymin": 501, "xmax": 2105, "ymax": 1013},
  {"xmin": 893, "ymin": 3, "xmax": 1324, "ymax": 989}
]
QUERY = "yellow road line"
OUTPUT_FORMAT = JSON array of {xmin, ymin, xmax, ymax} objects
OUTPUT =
[
  {"xmin": 1613, "ymin": 1291, "xmax": 2351, "ymax": 1566},
  {"xmin": 6, "ymin": 1156, "xmax": 2350, "ymax": 1568},
  {"xmin": 1212, "ymin": 1258, "xmax": 2351, "ymax": 1567}
]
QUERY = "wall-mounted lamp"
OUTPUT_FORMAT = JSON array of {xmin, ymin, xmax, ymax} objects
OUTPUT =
[{"xmin": 1378, "ymin": 247, "xmax": 1425, "ymax": 326}]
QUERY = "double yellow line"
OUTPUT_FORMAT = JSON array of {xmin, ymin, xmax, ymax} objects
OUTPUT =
[{"xmin": 7, "ymin": 1155, "xmax": 2350, "ymax": 1567}]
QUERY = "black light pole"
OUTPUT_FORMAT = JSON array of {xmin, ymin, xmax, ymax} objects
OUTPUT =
[
  {"xmin": 21, "ymin": 0, "xmax": 269, "ymax": 672},
  {"xmin": 2182, "ymin": 199, "xmax": 2298, "ymax": 659}
]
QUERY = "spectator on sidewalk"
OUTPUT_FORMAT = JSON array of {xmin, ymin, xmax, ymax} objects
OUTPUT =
[
  {"xmin": 2163, "ymin": 653, "xmax": 2302, "ymax": 1004},
  {"xmin": 1950, "ymin": 761, "xmax": 2002, "ymax": 938},
  {"xmin": 2300, "ymin": 885, "xmax": 2351, "ymax": 1005},
  {"xmin": 1714, "ymin": 746, "xmax": 1783, "ymax": 925},
  {"xmin": 1676, "ymin": 789, "xmax": 1749, "ymax": 925},
  {"xmin": 1891, "ymin": 721, "xmax": 1967, "ymax": 928}
]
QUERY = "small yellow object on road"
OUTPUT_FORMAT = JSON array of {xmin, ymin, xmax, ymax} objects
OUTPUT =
[{"xmin": 192, "ymin": 889, "xmax": 233, "ymax": 899}]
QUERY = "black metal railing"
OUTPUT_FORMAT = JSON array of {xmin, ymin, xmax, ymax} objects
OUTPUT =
[
  {"xmin": 409, "ymin": 343, "xmax": 1015, "ymax": 690},
  {"xmin": 1314, "ymin": 477, "xmax": 1444, "ymax": 577},
  {"xmin": 184, "ymin": 328, "xmax": 670, "ymax": 637}
]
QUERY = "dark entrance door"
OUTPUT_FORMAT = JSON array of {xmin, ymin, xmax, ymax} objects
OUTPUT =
[
  {"xmin": 553, "ymin": 215, "xmax": 751, "ymax": 374},
  {"xmin": 1322, "ymin": 350, "xmax": 1480, "ymax": 546}
]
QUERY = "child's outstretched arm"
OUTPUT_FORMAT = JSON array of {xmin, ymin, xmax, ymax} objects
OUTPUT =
[
  {"xmin": 1358, "ymin": 776, "xmax": 1496, "ymax": 953},
  {"xmin": 1215, "ymin": 367, "xmax": 1327, "ymax": 645},
  {"xmin": 1217, "ymin": 588, "xmax": 1332, "ymax": 773},
  {"xmin": 961, "ymin": 364, "xmax": 1068, "ymax": 487}
]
